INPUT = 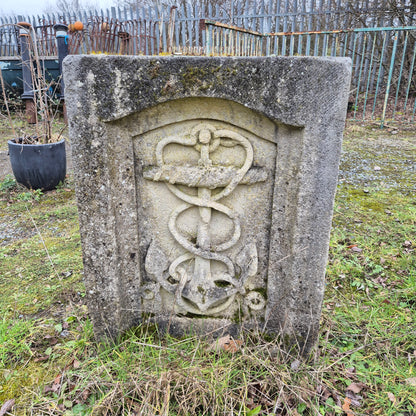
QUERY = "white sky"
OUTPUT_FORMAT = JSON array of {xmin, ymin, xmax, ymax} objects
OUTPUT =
[{"xmin": 0, "ymin": 0, "xmax": 118, "ymax": 18}]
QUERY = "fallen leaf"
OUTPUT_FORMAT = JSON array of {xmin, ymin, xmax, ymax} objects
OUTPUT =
[
  {"xmin": 345, "ymin": 367, "xmax": 356, "ymax": 378},
  {"xmin": 81, "ymin": 389, "xmax": 91, "ymax": 401},
  {"xmin": 405, "ymin": 377, "xmax": 416, "ymax": 386},
  {"xmin": 44, "ymin": 385, "xmax": 54, "ymax": 394},
  {"xmin": 209, "ymin": 335, "xmax": 243, "ymax": 353},
  {"xmin": 351, "ymin": 246, "xmax": 363, "ymax": 253},
  {"xmin": 403, "ymin": 240, "xmax": 412, "ymax": 248},
  {"xmin": 346, "ymin": 390, "xmax": 363, "ymax": 407},
  {"xmin": 51, "ymin": 373, "xmax": 62, "ymax": 393},
  {"xmin": 44, "ymin": 336, "xmax": 59, "ymax": 346},
  {"xmin": 387, "ymin": 392, "xmax": 396, "ymax": 404},
  {"xmin": 347, "ymin": 244, "xmax": 357, "ymax": 249},
  {"xmin": 73, "ymin": 359, "xmax": 80, "ymax": 369},
  {"xmin": 373, "ymin": 166, "xmax": 381, "ymax": 171},
  {"xmin": 0, "ymin": 399, "xmax": 15, "ymax": 416},
  {"xmin": 373, "ymin": 276, "xmax": 387, "ymax": 287},
  {"xmin": 342, "ymin": 397, "xmax": 354, "ymax": 416},
  {"xmin": 346, "ymin": 382, "xmax": 367, "ymax": 394},
  {"xmin": 317, "ymin": 384, "xmax": 331, "ymax": 401},
  {"xmin": 34, "ymin": 355, "xmax": 50, "ymax": 362},
  {"xmin": 290, "ymin": 359, "xmax": 301, "ymax": 371}
]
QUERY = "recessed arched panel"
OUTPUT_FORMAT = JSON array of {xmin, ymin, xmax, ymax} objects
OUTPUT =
[{"xmin": 126, "ymin": 98, "xmax": 279, "ymax": 320}]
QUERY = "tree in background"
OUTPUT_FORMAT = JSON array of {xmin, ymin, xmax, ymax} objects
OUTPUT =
[{"xmin": 43, "ymin": 0, "xmax": 105, "ymax": 16}]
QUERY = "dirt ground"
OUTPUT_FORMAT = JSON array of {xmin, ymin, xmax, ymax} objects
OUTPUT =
[{"xmin": 0, "ymin": 150, "xmax": 11, "ymax": 179}]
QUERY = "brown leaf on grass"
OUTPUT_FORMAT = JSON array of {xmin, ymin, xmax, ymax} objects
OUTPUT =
[
  {"xmin": 34, "ymin": 355, "xmax": 50, "ymax": 362},
  {"xmin": 346, "ymin": 382, "xmax": 367, "ymax": 394},
  {"xmin": 43, "ymin": 385, "xmax": 54, "ymax": 394},
  {"xmin": 81, "ymin": 389, "xmax": 91, "ymax": 401},
  {"xmin": 0, "ymin": 399, "xmax": 15, "ymax": 416},
  {"xmin": 316, "ymin": 384, "xmax": 331, "ymax": 402},
  {"xmin": 341, "ymin": 397, "xmax": 354, "ymax": 416},
  {"xmin": 209, "ymin": 335, "xmax": 243, "ymax": 353},
  {"xmin": 346, "ymin": 390, "xmax": 363, "ymax": 407},
  {"xmin": 50, "ymin": 374, "xmax": 62, "ymax": 393},
  {"xmin": 373, "ymin": 276, "xmax": 387, "ymax": 287},
  {"xmin": 351, "ymin": 246, "xmax": 363, "ymax": 253},
  {"xmin": 64, "ymin": 358, "xmax": 80, "ymax": 371},
  {"xmin": 345, "ymin": 367, "xmax": 356, "ymax": 379},
  {"xmin": 44, "ymin": 335, "xmax": 59, "ymax": 346}
]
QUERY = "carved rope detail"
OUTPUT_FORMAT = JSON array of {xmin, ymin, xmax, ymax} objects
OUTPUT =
[{"xmin": 144, "ymin": 123, "xmax": 267, "ymax": 315}]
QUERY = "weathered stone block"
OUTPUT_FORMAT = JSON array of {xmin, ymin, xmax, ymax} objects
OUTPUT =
[{"xmin": 63, "ymin": 55, "xmax": 351, "ymax": 353}]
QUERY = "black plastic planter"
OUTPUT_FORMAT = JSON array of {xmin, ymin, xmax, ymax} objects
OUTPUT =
[{"xmin": 8, "ymin": 139, "xmax": 66, "ymax": 191}]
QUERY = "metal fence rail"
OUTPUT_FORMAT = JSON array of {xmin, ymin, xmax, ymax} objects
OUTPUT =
[
  {"xmin": 272, "ymin": 27, "xmax": 416, "ymax": 125},
  {"xmin": 200, "ymin": 22, "xmax": 416, "ymax": 125},
  {"xmin": 278, "ymin": 27, "xmax": 416, "ymax": 125}
]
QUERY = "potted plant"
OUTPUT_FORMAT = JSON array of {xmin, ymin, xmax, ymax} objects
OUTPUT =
[{"xmin": 0, "ymin": 22, "xmax": 66, "ymax": 191}]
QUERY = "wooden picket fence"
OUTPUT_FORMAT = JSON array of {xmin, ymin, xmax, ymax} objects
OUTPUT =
[
  {"xmin": 0, "ymin": 0, "xmax": 415, "ymax": 124},
  {"xmin": 1, "ymin": 0, "xmax": 416, "ymax": 57}
]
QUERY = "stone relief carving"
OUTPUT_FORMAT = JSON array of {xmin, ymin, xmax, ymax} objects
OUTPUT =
[{"xmin": 143, "ymin": 122, "xmax": 268, "ymax": 316}]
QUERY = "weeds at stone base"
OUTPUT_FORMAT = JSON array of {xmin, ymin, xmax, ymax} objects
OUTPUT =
[{"xmin": 0, "ymin": 122, "xmax": 415, "ymax": 415}]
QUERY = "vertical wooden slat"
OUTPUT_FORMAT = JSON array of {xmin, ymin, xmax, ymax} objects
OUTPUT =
[
  {"xmin": 308, "ymin": 0, "xmax": 314, "ymax": 31},
  {"xmin": 259, "ymin": 0, "xmax": 265, "ymax": 33},
  {"xmin": 207, "ymin": 2, "xmax": 213, "ymax": 20},
  {"xmin": 149, "ymin": 5, "xmax": 155, "ymax": 55},
  {"xmin": 186, "ymin": 2, "xmax": 193, "ymax": 51},
  {"xmin": 275, "ymin": 0, "xmax": 281, "ymax": 32},
  {"xmin": 180, "ymin": 3, "xmax": 186, "ymax": 50},
  {"xmin": 174, "ymin": 6, "xmax": 180, "ymax": 53},
  {"xmin": 317, "ymin": 0, "xmax": 324, "ymax": 31},
  {"xmin": 160, "ymin": 5, "xmax": 167, "ymax": 54},
  {"xmin": 195, "ymin": 3, "xmax": 200, "ymax": 49},
  {"xmin": 289, "ymin": 0, "xmax": 297, "ymax": 55},
  {"xmin": 245, "ymin": 0, "xmax": 252, "ymax": 31}
]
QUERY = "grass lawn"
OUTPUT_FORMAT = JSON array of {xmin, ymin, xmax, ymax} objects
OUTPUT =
[{"xmin": 0, "ymin": 120, "xmax": 415, "ymax": 415}]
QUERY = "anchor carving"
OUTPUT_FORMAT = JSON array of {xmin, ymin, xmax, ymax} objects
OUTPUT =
[{"xmin": 144, "ymin": 123, "xmax": 267, "ymax": 315}]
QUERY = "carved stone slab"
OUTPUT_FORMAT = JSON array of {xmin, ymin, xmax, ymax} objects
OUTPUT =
[{"xmin": 63, "ymin": 56, "xmax": 351, "ymax": 353}]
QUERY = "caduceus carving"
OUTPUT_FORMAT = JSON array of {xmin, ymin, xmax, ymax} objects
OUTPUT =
[{"xmin": 144, "ymin": 123, "xmax": 267, "ymax": 316}]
